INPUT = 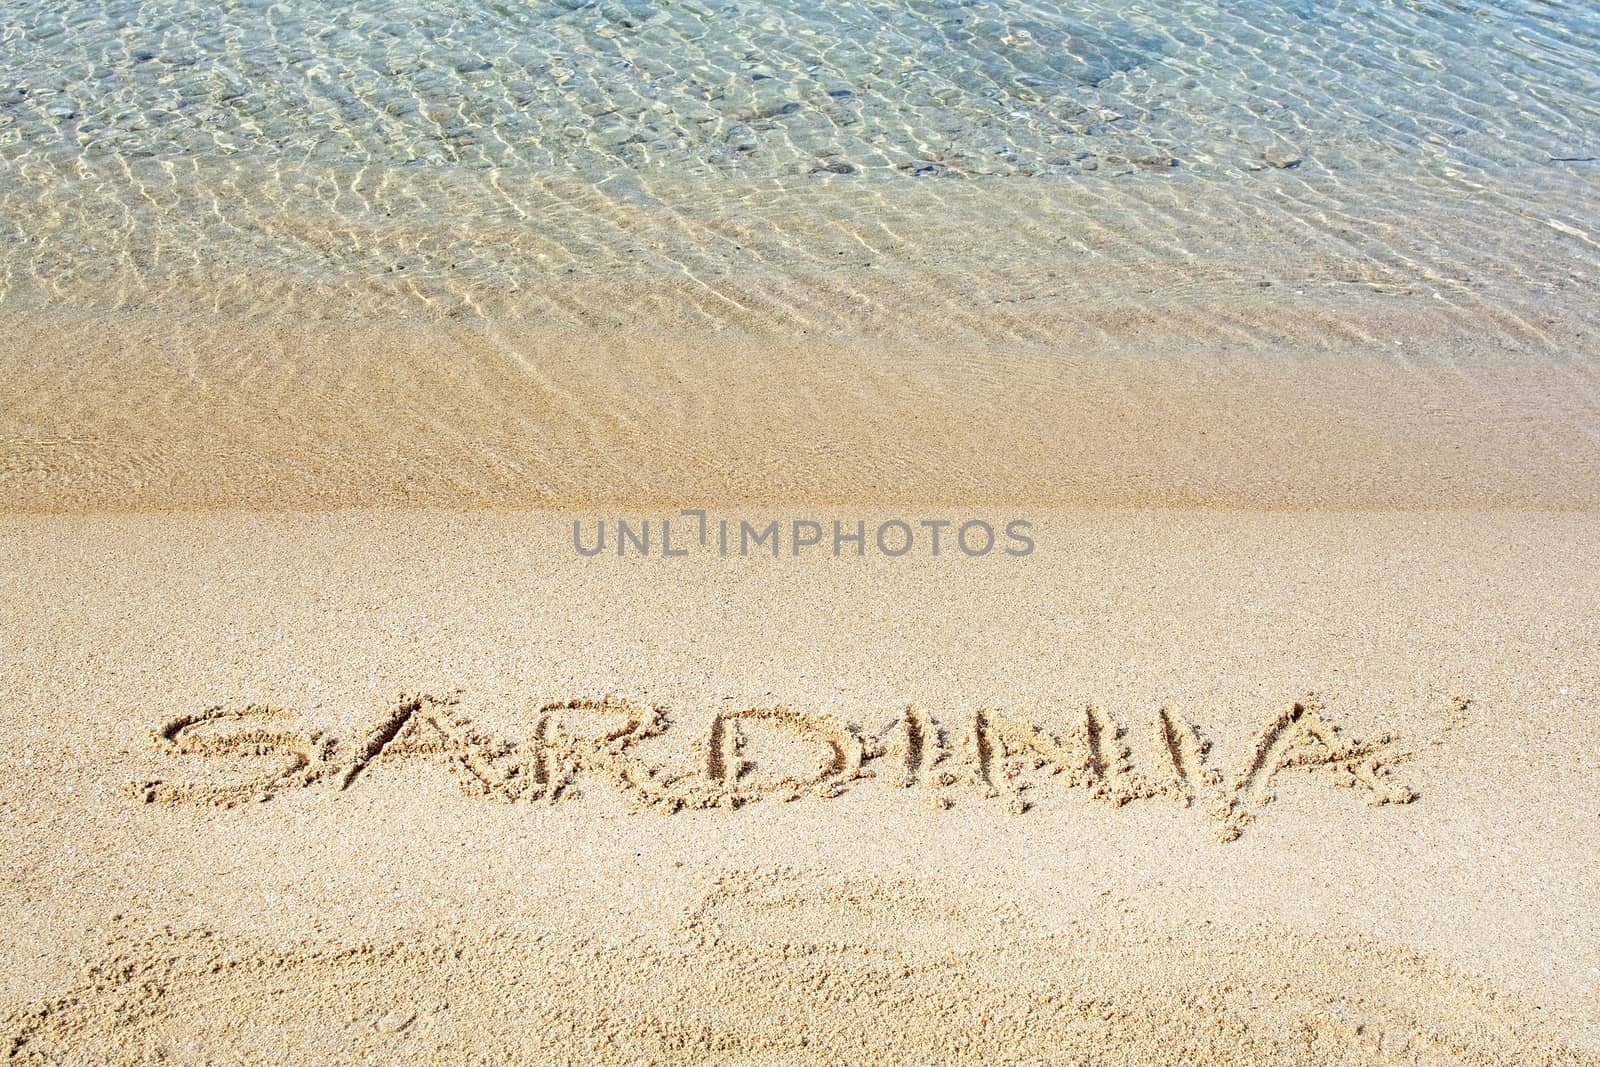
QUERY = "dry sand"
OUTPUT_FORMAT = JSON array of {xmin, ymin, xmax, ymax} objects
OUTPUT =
[{"xmin": 2, "ymin": 306, "xmax": 1600, "ymax": 1064}]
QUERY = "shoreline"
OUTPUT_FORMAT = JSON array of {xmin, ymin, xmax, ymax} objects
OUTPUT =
[{"xmin": 4, "ymin": 304, "xmax": 1599, "ymax": 514}]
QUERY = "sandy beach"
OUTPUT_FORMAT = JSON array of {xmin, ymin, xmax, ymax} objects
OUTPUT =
[
  {"xmin": 4, "ymin": 0, "xmax": 1600, "ymax": 1058},
  {"xmin": 3, "ymin": 493, "xmax": 1599, "ymax": 1062}
]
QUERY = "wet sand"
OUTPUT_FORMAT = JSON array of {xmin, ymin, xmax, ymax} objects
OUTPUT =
[{"xmin": 3, "ymin": 305, "xmax": 1599, "ymax": 512}]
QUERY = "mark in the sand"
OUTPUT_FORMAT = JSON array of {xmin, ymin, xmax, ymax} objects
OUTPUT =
[
  {"xmin": 1211, "ymin": 700, "xmax": 1417, "ymax": 842},
  {"xmin": 127, "ymin": 692, "xmax": 1429, "ymax": 840},
  {"xmin": 128, "ymin": 705, "xmax": 330, "ymax": 806},
  {"xmin": 6, "ymin": 867, "xmax": 1586, "ymax": 1065}
]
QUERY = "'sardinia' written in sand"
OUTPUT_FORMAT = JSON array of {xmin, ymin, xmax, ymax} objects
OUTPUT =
[{"xmin": 128, "ymin": 694, "xmax": 1448, "ymax": 841}]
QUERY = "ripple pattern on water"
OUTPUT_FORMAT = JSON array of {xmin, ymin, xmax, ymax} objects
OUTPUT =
[
  {"xmin": 4, "ymin": 0, "xmax": 1597, "ymax": 177},
  {"xmin": 0, "ymin": 0, "xmax": 1596, "ymax": 330}
]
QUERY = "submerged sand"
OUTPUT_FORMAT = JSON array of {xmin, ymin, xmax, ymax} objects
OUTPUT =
[
  {"xmin": 2, "ymin": 508, "xmax": 1597, "ymax": 1064},
  {"xmin": 2, "ymin": 304, "xmax": 1599, "ymax": 513}
]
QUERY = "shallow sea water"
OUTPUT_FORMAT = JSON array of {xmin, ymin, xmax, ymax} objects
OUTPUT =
[{"xmin": 0, "ymin": 0, "xmax": 1596, "ymax": 333}]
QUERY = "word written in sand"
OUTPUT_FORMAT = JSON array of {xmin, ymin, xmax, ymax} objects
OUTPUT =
[{"xmin": 128, "ymin": 694, "xmax": 1443, "ymax": 841}]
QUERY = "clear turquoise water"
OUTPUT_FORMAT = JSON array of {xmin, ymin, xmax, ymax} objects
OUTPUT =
[{"xmin": 1, "ymin": 0, "xmax": 1596, "ymax": 330}]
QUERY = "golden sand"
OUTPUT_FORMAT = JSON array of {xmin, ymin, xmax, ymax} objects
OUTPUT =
[
  {"xmin": 9, "ymin": 872, "xmax": 1587, "ymax": 1065},
  {"xmin": 2, "ymin": 505, "xmax": 1598, "ymax": 1063}
]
